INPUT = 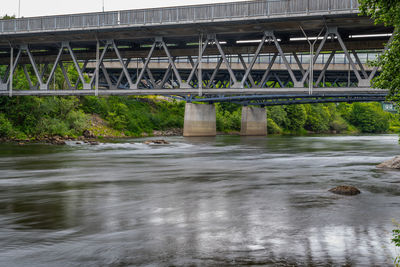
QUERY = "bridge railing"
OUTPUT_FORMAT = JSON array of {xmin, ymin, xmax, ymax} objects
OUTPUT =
[{"xmin": 0, "ymin": 0, "xmax": 359, "ymax": 34}]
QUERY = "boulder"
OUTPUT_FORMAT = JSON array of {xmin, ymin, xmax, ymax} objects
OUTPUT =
[
  {"xmin": 377, "ymin": 156, "xmax": 400, "ymax": 169},
  {"xmin": 329, "ymin": 185, "xmax": 361, "ymax": 196},
  {"xmin": 144, "ymin": 140, "xmax": 170, "ymax": 145},
  {"xmin": 51, "ymin": 139, "xmax": 66, "ymax": 145},
  {"xmin": 83, "ymin": 130, "xmax": 96, "ymax": 139}
]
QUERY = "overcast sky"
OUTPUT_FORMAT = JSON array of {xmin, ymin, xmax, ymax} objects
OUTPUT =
[{"xmin": 3, "ymin": 0, "xmax": 245, "ymax": 18}]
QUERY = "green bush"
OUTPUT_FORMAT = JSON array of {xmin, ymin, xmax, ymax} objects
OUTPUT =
[
  {"xmin": 394, "ymin": 222, "xmax": 400, "ymax": 267},
  {"xmin": 284, "ymin": 105, "xmax": 307, "ymax": 132},
  {"xmin": 267, "ymin": 106, "xmax": 289, "ymax": 129},
  {"xmin": 216, "ymin": 103, "xmax": 242, "ymax": 132},
  {"xmin": 37, "ymin": 117, "xmax": 70, "ymax": 136},
  {"xmin": 0, "ymin": 113, "xmax": 13, "ymax": 138},
  {"xmin": 330, "ymin": 116, "xmax": 350, "ymax": 133},
  {"xmin": 267, "ymin": 118, "xmax": 282, "ymax": 134},
  {"xmin": 348, "ymin": 103, "xmax": 390, "ymax": 133},
  {"xmin": 304, "ymin": 104, "xmax": 334, "ymax": 133},
  {"xmin": 66, "ymin": 110, "xmax": 90, "ymax": 134}
]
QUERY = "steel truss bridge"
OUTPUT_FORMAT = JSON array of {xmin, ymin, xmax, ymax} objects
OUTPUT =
[{"xmin": 0, "ymin": 0, "xmax": 393, "ymax": 105}]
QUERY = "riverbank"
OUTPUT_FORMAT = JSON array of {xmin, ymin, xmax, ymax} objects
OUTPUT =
[{"xmin": 1, "ymin": 96, "xmax": 399, "ymax": 142}]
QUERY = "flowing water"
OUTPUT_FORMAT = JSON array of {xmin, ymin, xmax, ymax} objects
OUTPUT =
[{"xmin": 0, "ymin": 135, "xmax": 399, "ymax": 266}]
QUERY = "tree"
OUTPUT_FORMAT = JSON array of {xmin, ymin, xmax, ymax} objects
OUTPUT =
[
  {"xmin": 359, "ymin": 0, "xmax": 400, "ymax": 102},
  {"xmin": 349, "ymin": 102, "xmax": 389, "ymax": 133},
  {"xmin": 284, "ymin": 105, "xmax": 307, "ymax": 132}
]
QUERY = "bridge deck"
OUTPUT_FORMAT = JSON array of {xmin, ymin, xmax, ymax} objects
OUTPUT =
[{"xmin": 1, "ymin": 0, "xmax": 360, "ymax": 36}]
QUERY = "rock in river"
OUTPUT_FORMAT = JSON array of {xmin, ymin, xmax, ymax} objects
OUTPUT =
[
  {"xmin": 329, "ymin": 185, "xmax": 361, "ymax": 196},
  {"xmin": 144, "ymin": 140, "xmax": 170, "ymax": 145},
  {"xmin": 377, "ymin": 156, "xmax": 400, "ymax": 169}
]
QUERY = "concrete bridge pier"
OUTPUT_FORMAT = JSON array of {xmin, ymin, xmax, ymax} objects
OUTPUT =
[
  {"xmin": 183, "ymin": 103, "xmax": 216, "ymax": 137},
  {"xmin": 240, "ymin": 106, "xmax": 267, "ymax": 136}
]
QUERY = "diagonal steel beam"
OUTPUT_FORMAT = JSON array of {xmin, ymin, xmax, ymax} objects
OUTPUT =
[
  {"xmin": 100, "ymin": 62, "xmax": 113, "ymax": 89},
  {"xmin": 188, "ymin": 56, "xmax": 199, "ymax": 84},
  {"xmin": 241, "ymin": 33, "xmax": 267, "ymax": 88},
  {"xmin": 334, "ymin": 28, "xmax": 363, "ymax": 82},
  {"xmin": 187, "ymin": 38, "xmax": 209, "ymax": 84},
  {"xmin": 113, "ymin": 41, "xmax": 134, "ymax": 89},
  {"xmin": 66, "ymin": 43, "xmax": 90, "ymax": 89},
  {"xmin": 352, "ymin": 50, "xmax": 368, "ymax": 79},
  {"xmin": 300, "ymin": 31, "xmax": 329, "ymax": 84},
  {"xmin": 116, "ymin": 58, "xmax": 131, "ymax": 88},
  {"xmin": 23, "ymin": 45, "xmax": 45, "ymax": 88},
  {"xmin": 135, "ymin": 42, "xmax": 156, "ymax": 89},
  {"xmin": 238, "ymin": 54, "xmax": 255, "ymax": 88},
  {"xmin": 207, "ymin": 56, "xmax": 223, "ymax": 88},
  {"xmin": 90, "ymin": 41, "xmax": 110, "ymax": 86},
  {"xmin": 269, "ymin": 32, "xmax": 301, "ymax": 87},
  {"xmin": 213, "ymin": 35, "xmax": 238, "ymax": 87},
  {"xmin": 315, "ymin": 51, "xmax": 335, "ymax": 87},
  {"xmin": 59, "ymin": 61, "xmax": 72, "ymax": 89},
  {"xmin": 1, "ymin": 65, "xmax": 10, "ymax": 84},
  {"xmin": 160, "ymin": 38, "xmax": 185, "ymax": 87},
  {"xmin": 23, "ymin": 65, "xmax": 34, "ymax": 89},
  {"xmin": 259, "ymin": 53, "xmax": 277, "ymax": 88},
  {"xmin": 159, "ymin": 56, "xmax": 176, "ymax": 89},
  {"xmin": 368, "ymin": 33, "xmax": 395, "ymax": 81},
  {"xmin": 292, "ymin": 52, "xmax": 305, "ymax": 76},
  {"xmin": 74, "ymin": 60, "xmax": 88, "ymax": 89},
  {"xmin": 45, "ymin": 45, "xmax": 64, "ymax": 88},
  {"xmin": 142, "ymin": 58, "xmax": 156, "ymax": 88}
]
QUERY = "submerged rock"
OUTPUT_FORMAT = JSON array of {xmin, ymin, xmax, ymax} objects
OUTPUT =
[
  {"xmin": 89, "ymin": 141, "xmax": 100, "ymax": 146},
  {"xmin": 377, "ymin": 156, "xmax": 400, "ymax": 169},
  {"xmin": 144, "ymin": 140, "xmax": 170, "ymax": 145},
  {"xmin": 329, "ymin": 186, "xmax": 361, "ymax": 196}
]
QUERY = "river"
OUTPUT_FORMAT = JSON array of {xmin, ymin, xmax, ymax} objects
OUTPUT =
[{"xmin": 0, "ymin": 135, "xmax": 399, "ymax": 266}]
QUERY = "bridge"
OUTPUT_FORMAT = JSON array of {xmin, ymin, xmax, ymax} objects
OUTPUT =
[{"xmin": 0, "ymin": 0, "xmax": 393, "ymax": 136}]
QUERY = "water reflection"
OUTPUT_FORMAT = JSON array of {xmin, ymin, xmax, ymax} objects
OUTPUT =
[{"xmin": 0, "ymin": 135, "xmax": 399, "ymax": 266}]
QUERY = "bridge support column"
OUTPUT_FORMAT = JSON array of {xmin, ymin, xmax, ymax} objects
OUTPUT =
[
  {"xmin": 240, "ymin": 106, "xmax": 267, "ymax": 136},
  {"xmin": 183, "ymin": 103, "xmax": 216, "ymax": 137}
]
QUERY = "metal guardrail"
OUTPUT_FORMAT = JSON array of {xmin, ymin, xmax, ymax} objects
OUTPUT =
[{"xmin": 0, "ymin": 0, "xmax": 359, "ymax": 35}]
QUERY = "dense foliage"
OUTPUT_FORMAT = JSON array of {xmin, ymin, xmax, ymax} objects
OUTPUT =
[
  {"xmin": 359, "ymin": 0, "xmax": 400, "ymax": 102},
  {"xmin": 215, "ymin": 101, "xmax": 396, "ymax": 135},
  {"xmin": 1, "ymin": 94, "xmax": 396, "ymax": 140},
  {"xmin": 394, "ymin": 221, "xmax": 400, "ymax": 267},
  {"xmin": 0, "ymin": 96, "xmax": 184, "ymax": 139}
]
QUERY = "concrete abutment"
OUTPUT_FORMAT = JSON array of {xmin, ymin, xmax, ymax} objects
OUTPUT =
[
  {"xmin": 240, "ymin": 106, "xmax": 267, "ymax": 136},
  {"xmin": 183, "ymin": 103, "xmax": 216, "ymax": 137},
  {"xmin": 183, "ymin": 103, "xmax": 267, "ymax": 137}
]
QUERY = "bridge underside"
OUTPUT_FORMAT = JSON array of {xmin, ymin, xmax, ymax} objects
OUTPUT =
[{"xmin": 0, "ymin": 11, "xmax": 393, "ymax": 105}]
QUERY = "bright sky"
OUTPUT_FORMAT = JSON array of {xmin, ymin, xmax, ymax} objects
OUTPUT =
[{"xmin": 3, "ymin": 0, "xmax": 245, "ymax": 18}]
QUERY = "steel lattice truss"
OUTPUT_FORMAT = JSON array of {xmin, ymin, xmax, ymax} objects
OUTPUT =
[{"xmin": 0, "ymin": 27, "xmax": 393, "ymax": 104}]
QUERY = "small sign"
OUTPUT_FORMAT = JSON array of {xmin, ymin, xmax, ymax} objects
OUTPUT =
[{"xmin": 382, "ymin": 102, "xmax": 398, "ymax": 113}]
